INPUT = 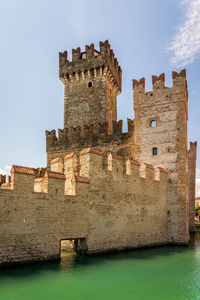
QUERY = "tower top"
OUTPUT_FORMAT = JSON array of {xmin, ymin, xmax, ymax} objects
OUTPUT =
[{"xmin": 59, "ymin": 40, "xmax": 122, "ymax": 93}]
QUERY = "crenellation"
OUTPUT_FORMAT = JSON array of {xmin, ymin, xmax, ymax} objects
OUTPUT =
[
  {"xmin": 133, "ymin": 77, "xmax": 145, "ymax": 91},
  {"xmin": 0, "ymin": 40, "xmax": 196, "ymax": 265},
  {"xmin": 0, "ymin": 175, "xmax": 6, "ymax": 186},
  {"xmin": 99, "ymin": 40, "xmax": 110, "ymax": 55},
  {"xmin": 77, "ymin": 148, "xmax": 167, "ymax": 183},
  {"xmin": 59, "ymin": 51, "xmax": 68, "ymax": 67},
  {"xmin": 112, "ymin": 120, "xmax": 123, "ymax": 135},
  {"xmin": 72, "ymin": 47, "xmax": 81, "ymax": 62},
  {"xmin": 152, "ymin": 73, "xmax": 165, "ymax": 90},
  {"xmin": 58, "ymin": 128, "xmax": 68, "ymax": 140},
  {"xmin": 85, "ymin": 43, "xmax": 95, "ymax": 58}
]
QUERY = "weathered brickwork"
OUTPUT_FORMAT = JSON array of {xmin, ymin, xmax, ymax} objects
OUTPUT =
[
  {"xmin": 0, "ymin": 166, "xmax": 89, "ymax": 266},
  {"xmin": 0, "ymin": 40, "xmax": 197, "ymax": 266},
  {"xmin": 188, "ymin": 142, "xmax": 197, "ymax": 232},
  {"xmin": 60, "ymin": 41, "xmax": 121, "ymax": 134},
  {"xmin": 79, "ymin": 151, "xmax": 168, "ymax": 253},
  {"xmin": 0, "ymin": 150, "xmax": 168, "ymax": 265},
  {"xmin": 133, "ymin": 71, "xmax": 192, "ymax": 244}
]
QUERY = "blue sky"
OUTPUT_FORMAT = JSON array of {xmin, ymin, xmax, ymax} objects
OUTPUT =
[{"xmin": 0, "ymin": 0, "xmax": 199, "ymax": 195}]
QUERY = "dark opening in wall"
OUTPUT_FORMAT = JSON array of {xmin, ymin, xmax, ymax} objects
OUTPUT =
[
  {"xmin": 150, "ymin": 120, "xmax": 156, "ymax": 127},
  {"xmin": 153, "ymin": 148, "xmax": 158, "ymax": 156},
  {"xmin": 88, "ymin": 81, "xmax": 93, "ymax": 88}
]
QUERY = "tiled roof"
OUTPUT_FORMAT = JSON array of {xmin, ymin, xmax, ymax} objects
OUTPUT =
[
  {"xmin": 64, "ymin": 152, "xmax": 75, "ymax": 160},
  {"xmin": 144, "ymin": 163, "xmax": 154, "ymax": 169},
  {"xmin": 111, "ymin": 153, "xmax": 123, "ymax": 160},
  {"xmin": 80, "ymin": 148, "xmax": 103, "ymax": 156},
  {"xmin": 157, "ymin": 167, "xmax": 168, "ymax": 173},
  {"xmin": 129, "ymin": 159, "xmax": 140, "ymax": 166},
  {"xmin": 12, "ymin": 165, "xmax": 35, "ymax": 175},
  {"xmin": 46, "ymin": 171, "xmax": 66, "ymax": 180},
  {"xmin": 75, "ymin": 175, "xmax": 90, "ymax": 184},
  {"xmin": 51, "ymin": 157, "xmax": 62, "ymax": 164}
]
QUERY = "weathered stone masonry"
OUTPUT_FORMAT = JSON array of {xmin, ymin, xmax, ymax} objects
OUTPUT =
[
  {"xmin": 0, "ymin": 40, "xmax": 197, "ymax": 266},
  {"xmin": 0, "ymin": 150, "xmax": 167, "ymax": 265}
]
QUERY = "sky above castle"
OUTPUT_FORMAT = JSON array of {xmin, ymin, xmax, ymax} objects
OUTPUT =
[{"xmin": 0, "ymin": 0, "xmax": 199, "ymax": 195}]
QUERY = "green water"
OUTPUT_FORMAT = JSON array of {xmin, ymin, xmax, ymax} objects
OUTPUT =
[{"xmin": 0, "ymin": 233, "xmax": 200, "ymax": 300}]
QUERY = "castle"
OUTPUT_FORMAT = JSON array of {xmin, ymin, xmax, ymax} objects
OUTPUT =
[{"xmin": 0, "ymin": 41, "xmax": 197, "ymax": 266}]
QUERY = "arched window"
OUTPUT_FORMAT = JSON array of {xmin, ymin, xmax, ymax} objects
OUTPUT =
[
  {"xmin": 150, "ymin": 120, "xmax": 156, "ymax": 127},
  {"xmin": 88, "ymin": 81, "xmax": 93, "ymax": 88}
]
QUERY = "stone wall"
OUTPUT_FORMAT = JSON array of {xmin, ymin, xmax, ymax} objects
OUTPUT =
[
  {"xmin": 0, "ymin": 149, "xmax": 168, "ymax": 265},
  {"xmin": 133, "ymin": 70, "xmax": 189, "ymax": 244},
  {"xmin": 0, "ymin": 166, "xmax": 89, "ymax": 266},
  {"xmin": 188, "ymin": 142, "xmax": 197, "ymax": 232},
  {"xmin": 59, "ymin": 41, "xmax": 121, "ymax": 134},
  {"xmin": 52, "ymin": 149, "xmax": 168, "ymax": 254},
  {"xmin": 79, "ymin": 150, "xmax": 168, "ymax": 253},
  {"xmin": 46, "ymin": 118, "xmax": 135, "ymax": 168}
]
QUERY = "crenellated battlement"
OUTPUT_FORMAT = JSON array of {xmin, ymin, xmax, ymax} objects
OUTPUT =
[
  {"xmin": 46, "ymin": 119, "xmax": 133, "ymax": 153},
  {"xmin": 51, "ymin": 148, "xmax": 167, "ymax": 184},
  {"xmin": 59, "ymin": 40, "xmax": 121, "ymax": 93},
  {"xmin": 133, "ymin": 69, "xmax": 186, "ymax": 93},
  {"xmin": 133, "ymin": 69, "xmax": 188, "ymax": 109},
  {"xmin": 0, "ymin": 41, "xmax": 194, "ymax": 265}
]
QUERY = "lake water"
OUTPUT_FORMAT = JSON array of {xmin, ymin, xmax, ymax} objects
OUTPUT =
[{"xmin": 0, "ymin": 232, "xmax": 200, "ymax": 300}]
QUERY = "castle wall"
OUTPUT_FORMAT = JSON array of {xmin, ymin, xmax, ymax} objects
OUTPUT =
[
  {"xmin": 0, "ymin": 168, "xmax": 89, "ymax": 266},
  {"xmin": 0, "ymin": 150, "xmax": 168, "ymax": 265},
  {"xmin": 188, "ymin": 142, "xmax": 197, "ymax": 232},
  {"xmin": 79, "ymin": 150, "xmax": 168, "ymax": 254},
  {"xmin": 133, "ymin": 71, "xmax": 189, "ymax": 244}
]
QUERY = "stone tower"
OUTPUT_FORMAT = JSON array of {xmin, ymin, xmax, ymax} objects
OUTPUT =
[
  {"xmin": 59, "ymin": 41, "xmax": 122, "ymax": 135},
  {"xmin": 133, "ymin": 70, "xmax": 189, "ymax": 244},
  {"xmin": 188, "ymin": 141, "xmax": 197, "ymax": 232}
]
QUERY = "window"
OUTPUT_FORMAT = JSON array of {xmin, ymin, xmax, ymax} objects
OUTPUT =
[
  {"xmin": 88, "ymin": 81, "xmax": 93, "ymax": 88},
  {"xmin": 150, "ymin": 120, "xmax": 156, "ymax": 127},
  {"xmin": 153, "ymin": 148, "xmax": 158, "ymax": 156}
]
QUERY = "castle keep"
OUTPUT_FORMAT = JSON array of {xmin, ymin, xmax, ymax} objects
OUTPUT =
[{"xmin": 0, "ymin": 41, "xmax": 197, "ymax": 266}]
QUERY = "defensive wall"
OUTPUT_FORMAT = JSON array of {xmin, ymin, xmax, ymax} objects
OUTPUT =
[
  {"xmin": 188, "ymin": 142, "xmax": 197, "ymax": 232},
  {"xmin": 133, "ymin": 70, "xmax": 190, "ymax": 244},
  {"xmin": 0, "ymin": 149, "xmax": 167, "ymax": 266},
  {"xmin": 0, "ymin": 40, "xmax": 197, "ymax": 266},
  {"xmin": 46, "ymin": 119, "xmax": 135, "ymax": 168}
]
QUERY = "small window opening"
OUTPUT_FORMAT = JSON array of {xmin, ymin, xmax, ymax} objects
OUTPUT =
[
  {"xmin": 153, "ymin": 148, "xmax": 158, "ymax": 156},
  {"xmin": 88, "ymin": 81, "xmax": 93, "ymax": 88},
  {"xmin": 150, "ymin": 120, "xmax": 156, "ymax": 127}
]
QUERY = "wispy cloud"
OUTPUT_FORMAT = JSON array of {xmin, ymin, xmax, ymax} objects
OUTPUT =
[
  {"xmin": 196, "ymin": 168, "xmax": 200, "ymax": 197},
  {"xmin": 168, "ymin": 0, "xmax": 200, "ymax": 67}
]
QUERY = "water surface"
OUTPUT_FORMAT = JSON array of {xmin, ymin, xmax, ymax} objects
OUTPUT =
[{"xmin": 0, "ymin": 233, "xmax": 200, "ymax": 300}]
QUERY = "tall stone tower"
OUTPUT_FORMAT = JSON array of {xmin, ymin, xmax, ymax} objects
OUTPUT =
[
  {"xmin": 133, "ymin": 70, "xmax": 189, "ymax": 244},
  {"xmin": 59, "ymin": 41, "xmax": 122, "ymax": 134},
  {"xmin": 188, "ymin": 141, "xmax": 197, "ymax": 232}
]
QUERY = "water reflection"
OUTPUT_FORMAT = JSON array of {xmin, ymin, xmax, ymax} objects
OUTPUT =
[
  {"xmin": 189, "ymin": 231, "xmax": 200, "ymax": 249},
  {"xmin": 0, "ymin": 233, "xmax": 200, "ymax": 300},
  {"xmin": 59, "ymin": 251, "xmax": 77, "ymax": 271},
  {"xmin": 0, "ymin": 232, "xmax": 200, "ymax": 279}
]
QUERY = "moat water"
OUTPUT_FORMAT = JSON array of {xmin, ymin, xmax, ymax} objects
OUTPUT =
[{"xmin": 0, "ymin": 233, "xmax": 200, "ymax": 300}]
